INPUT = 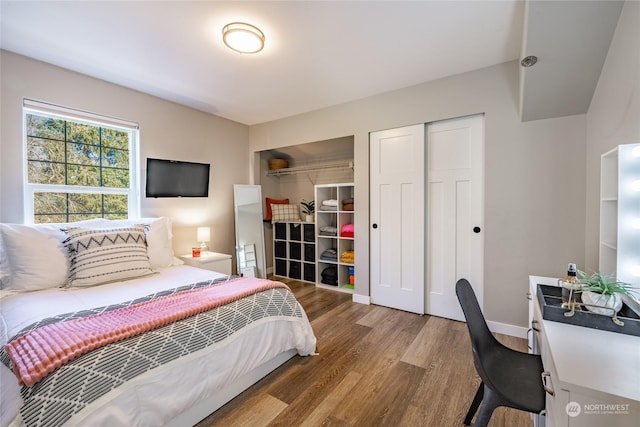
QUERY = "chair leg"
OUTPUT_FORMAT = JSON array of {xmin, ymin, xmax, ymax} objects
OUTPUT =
[
  {"xmin": 472, "ymin": 386, "xmax": 503, "ymax": 427},
  {"xmin": 464, "ymin": 382, "xmax": 484, "ymax": 426}
]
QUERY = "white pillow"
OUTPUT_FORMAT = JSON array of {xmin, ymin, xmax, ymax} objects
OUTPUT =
[
  {"xmin": 271, "ymin": 204, "xmax": 301, "ymax": 222},
  {"xmin": 0, "ymin": 229, "xmax": 8, "ymax": 289},
  {"xmin": 143, "ymin": 217, "xmax": 176, "ymax": 268},
  {"xmin": 0, "ymin": 223, "xmax": 68, "ymax": 292},
  {"xmin": 63, "ymin": 225, "xmax": 154, "ymax": 287}
]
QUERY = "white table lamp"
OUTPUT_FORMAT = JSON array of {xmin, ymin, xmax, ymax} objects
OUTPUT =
[{"xmin": 197, "ymin": 227, "xmax": 210, "ymax": 252}]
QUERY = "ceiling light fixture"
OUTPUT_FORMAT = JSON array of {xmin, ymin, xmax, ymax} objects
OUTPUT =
[
  {"xmin": 222, "ymin": 22, "xmax": 265, "ymax": 54},
  {"xmin": 520, "ymin": 55, "xmax": 538, "ymax": 67}
]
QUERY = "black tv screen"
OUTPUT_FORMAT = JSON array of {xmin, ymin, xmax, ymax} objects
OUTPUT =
[{"xmin": 145, "ymin": 158, "xmax": 210, "ymax": 198}]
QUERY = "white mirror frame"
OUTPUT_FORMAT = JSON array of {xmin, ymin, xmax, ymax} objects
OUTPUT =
[{"xmin": 233, "ymin": 184, "xmax": 267, "ymax": 278}]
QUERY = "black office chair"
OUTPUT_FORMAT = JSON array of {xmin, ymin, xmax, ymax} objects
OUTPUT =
[{"xmin": 455, "ymin": 279, "xmax": 545, "ymax": 427}]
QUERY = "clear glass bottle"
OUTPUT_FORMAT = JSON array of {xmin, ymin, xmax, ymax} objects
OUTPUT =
[{"xmin": 561, "ymin": 263, "xmax": 581, "ymax": 308}]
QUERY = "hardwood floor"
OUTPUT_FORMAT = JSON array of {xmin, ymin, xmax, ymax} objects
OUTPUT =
[{"xmin": 196, "ymin": 279, "xmax": 532, "ymax": 427}]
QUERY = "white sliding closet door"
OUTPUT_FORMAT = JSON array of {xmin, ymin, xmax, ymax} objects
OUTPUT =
[
  {"xmin": 426, "ymin": 115, "xmax": 484, "ymax": 321},
  {"xmin": 370, "ymin": 124, "xmax": 425, "ymax": 314},
  {"xmin": 369, "ymin": 116, "xmax": 484, "ymax": 318}
]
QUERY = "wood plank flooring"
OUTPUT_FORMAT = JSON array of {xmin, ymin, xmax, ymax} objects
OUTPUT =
[{"xmin": 195, "ymin": 279, "xmax": 532, "ymax": 427}]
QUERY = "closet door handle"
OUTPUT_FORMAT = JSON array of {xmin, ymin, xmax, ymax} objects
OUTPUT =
[
  {"xmin": 473, "ymin": 226, "xmax": 481, "ymax": 233},
  {"xmin": 372, "ymin": 223, "xmax": 378, "ymax": 229}
]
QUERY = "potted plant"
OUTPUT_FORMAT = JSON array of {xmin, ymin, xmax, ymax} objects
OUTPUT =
[
  {"xmin": 300, "ymin": 199, "xmax": 315, "ymax": 222},
  {"xmin": 578, "ymin": 270, "xmax": 637, "ymax": 315}
]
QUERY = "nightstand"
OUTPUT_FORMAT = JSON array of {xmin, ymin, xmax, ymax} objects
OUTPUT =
[{"xmin": 180, "ymin": 251, "xmax": 232, "ymax": 275}]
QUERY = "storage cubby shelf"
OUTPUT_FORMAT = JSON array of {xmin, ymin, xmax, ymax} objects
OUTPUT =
[
  {"xmin": 315, "ymin": 183, "xmax": 355, "ymax": 293},
  {"xmin": 272, "ymin": 221, "xmax": 316, "ymax": 283}
]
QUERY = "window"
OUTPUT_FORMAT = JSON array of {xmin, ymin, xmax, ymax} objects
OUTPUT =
[{"xmin": 23, "ymin": 99, "xmax": 139, "ymax": 223}]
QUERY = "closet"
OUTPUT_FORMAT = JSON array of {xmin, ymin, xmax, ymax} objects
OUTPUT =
[{"xmin": 258, "ymin": 136, "xmax": 355, "ymax": 289}]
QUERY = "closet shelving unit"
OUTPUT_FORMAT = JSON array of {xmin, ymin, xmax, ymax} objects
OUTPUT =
[
  {"xmin": 599, "ymin": 147, "xmax": 618, "ymax": 276},
  {"xmin": 315, "ymin": 183, "xmax": 355, "ymax": 293},
  {"xmin": 273, "ymin": 221, "xmax": 316, "ymax": 283}
]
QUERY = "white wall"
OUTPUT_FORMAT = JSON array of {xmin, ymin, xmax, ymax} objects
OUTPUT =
[
  {"xmin": 0, "ymin": 51, "xmax": 250, "ymax": 259},
  {"xmin": 250, "ymin": 61, "xmax": 587, "ymax": 328},
  {"xmin": 585, "ymin": 1, "xmax": 640, "ymax": 273}
]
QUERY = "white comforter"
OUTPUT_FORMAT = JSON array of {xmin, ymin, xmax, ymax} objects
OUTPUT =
[{"xmin": 0, "ymin": 266, "xmax": 316, "ymax": 426}]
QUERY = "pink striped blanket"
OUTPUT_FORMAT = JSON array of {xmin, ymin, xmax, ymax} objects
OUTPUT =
[{"xmin": 5, "ymin": 277, "xmax": 289, "ymax": 387}]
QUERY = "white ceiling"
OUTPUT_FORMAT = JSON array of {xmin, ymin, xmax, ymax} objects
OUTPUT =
[
  {"xmin": 0, "ymin": 1, "xmax": 623, "ymax": 126},
  {"xmin": 519, "ymin": 0, "xmax": 623, "ymax": 122}
]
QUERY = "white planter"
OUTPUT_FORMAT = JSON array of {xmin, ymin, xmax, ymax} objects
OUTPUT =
[
  {"xmin": 581, "ymin": 291, "xmax": 623, "ymax": 315},
  {"xmin": 304, "ymin": 214, "xmax": 314, "ymax": 223}
]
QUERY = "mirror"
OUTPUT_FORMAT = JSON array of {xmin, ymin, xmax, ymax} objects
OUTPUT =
[
  {"xmin": 233, "ymin": 184, "xmax": 267, "ymax": 278},
  {"xmin": 600, "ymin": 142, "xmax": 640, "ymax": 289},
  {"xmin": 616, "ymin": 143, "xmax": 640, "ymax": 288}
]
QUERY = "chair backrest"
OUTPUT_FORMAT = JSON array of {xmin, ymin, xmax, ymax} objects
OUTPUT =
[{"xmin": 455, "ymin": 278, "xmax": 500, "ymax": 388}]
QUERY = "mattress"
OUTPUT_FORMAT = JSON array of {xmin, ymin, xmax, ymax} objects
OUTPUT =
[{"xmin": 0, "ymin": 265, "xmax": 316, "ymax": 426}]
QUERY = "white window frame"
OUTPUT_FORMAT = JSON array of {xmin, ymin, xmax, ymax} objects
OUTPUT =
[{"xmin": 23, "ymin": 99, "xmax": 141, "ymax": 224}]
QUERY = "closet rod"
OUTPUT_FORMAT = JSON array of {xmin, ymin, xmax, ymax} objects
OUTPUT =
[{"xmin": 265, "ymin": 160, "xmax": 353, "ymax": 177}]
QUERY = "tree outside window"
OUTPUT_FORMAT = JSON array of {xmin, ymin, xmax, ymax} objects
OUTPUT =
[{"xmin": 24, "ymin": 109, "xmax": 138, "ymax": 223}]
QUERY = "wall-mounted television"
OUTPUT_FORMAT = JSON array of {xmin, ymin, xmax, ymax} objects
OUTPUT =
[{"xmin": 145, "ymin": 158, "xmax": 211, "ymax": 198}]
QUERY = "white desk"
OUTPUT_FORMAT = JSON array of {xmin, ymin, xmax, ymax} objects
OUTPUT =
[
  {"xmin": 529, "ymin": 276, "xmax": 640, "ymax": 427},
  {"xmin": 180, "ymin": 252, "xmax": 232, "ymax": 275}
]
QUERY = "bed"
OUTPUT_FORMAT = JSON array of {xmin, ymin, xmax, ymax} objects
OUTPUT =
[{"xmin": 0, "ymin": 218, "xmax": 316, "ymax": 427}]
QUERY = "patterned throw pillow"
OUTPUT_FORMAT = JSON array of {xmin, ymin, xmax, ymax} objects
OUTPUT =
[
  {"xmin": 271, "ymin": 204, "xmax": 301, "ymax": 222},
  {"xmin": 63, "ymin": 225, "xmax": 154, "ymax": 287},
  {"xmin": 265, "ymin": 198, "xmax": 289, "ymax": 221}
]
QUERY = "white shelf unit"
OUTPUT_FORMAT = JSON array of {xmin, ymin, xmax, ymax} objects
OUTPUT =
[
  {"xmin": 315, "ymin": 183, "xmax": 355, "ymax": 293},
  {"xmin": 272, "ymin": 221, "xmax": 316, "ymax": 283},
  {"xmin": 599, "ymin": 147, "xmax": 618, "ymax": 276}
]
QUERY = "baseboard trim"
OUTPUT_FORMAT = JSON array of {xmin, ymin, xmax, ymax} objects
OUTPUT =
[
  {"xmin": 352, "ymin": 293, "xmax": 370, "ymax": 305},
  {"xmin": 487, "ymin": 320, "xmax": 527, "ymax": 339}
]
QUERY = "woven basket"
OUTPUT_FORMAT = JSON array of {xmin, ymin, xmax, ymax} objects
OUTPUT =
[{"xmin": 268, "ymin": 159, "xmax": 289, "ymax": 170}]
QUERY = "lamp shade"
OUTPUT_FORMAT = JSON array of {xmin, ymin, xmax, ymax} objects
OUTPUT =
[{"xmin": 197, "ymin": 227, "xmax": 211, "ymax": 243}]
